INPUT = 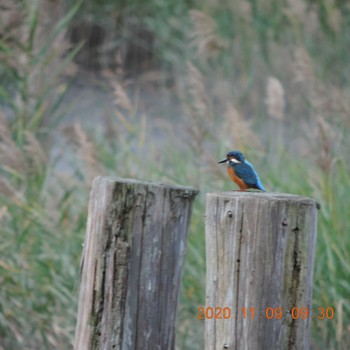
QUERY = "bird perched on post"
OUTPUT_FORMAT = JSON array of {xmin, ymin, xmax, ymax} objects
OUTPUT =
[{"xmin": 218, "ymin": 150, "xmax": 266, "ymax": 191}]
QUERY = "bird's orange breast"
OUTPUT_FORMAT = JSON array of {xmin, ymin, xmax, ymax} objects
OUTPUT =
[{"xmin": 227, "ymin": 166, "xmax": 249, "ymax": 190}]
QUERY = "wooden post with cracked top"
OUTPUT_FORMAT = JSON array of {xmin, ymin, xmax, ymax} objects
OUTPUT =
[
  {"xmin": 205, "ymin": 192, "xmax": 319, "ymax": 350},
  {"xmin": 74, "ymin": 176, "xmax": 198, "ymax": 350}
]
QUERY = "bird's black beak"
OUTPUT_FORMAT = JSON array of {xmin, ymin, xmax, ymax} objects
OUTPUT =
[{"xmin": 218, "ymin": 157, "xmax": 228, "ymax": 164}]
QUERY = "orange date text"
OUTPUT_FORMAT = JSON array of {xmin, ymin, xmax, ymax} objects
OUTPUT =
[{"xmin": 197, "ymin": 306, "xmax": 335, "ymax": 320}]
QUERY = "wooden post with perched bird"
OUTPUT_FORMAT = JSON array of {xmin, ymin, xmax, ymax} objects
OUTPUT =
[
  {"xmin": 74, "ymin": 176, "xmax": 197, "ymax": 350},
  {"xmin": 204, "ymin": 191, "xmax": 319, "ymax": 350}
]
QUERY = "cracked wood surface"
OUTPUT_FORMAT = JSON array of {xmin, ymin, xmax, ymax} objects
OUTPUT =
[
  {"xmin": 205, "ymin": 192, "xmax": 319, "ymax": 350},
  {"xmin": 74, "ymin": 176, "xmax": 197, "ymax": 350}
]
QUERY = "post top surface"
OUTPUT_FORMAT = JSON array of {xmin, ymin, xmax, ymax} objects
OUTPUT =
[
  {"xmin": 207, "ymin": 191, "xmax": 320, "ymax": 208},
  {"xmin": 93, "ymin": 176, "xmax": 198, "ymax": 194}
]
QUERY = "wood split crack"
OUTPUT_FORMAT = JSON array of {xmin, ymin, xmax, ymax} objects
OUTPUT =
[
  {"xmin": 288, "ymin": 223, "xmax": 301, "ymax": 348},
  {"xmin": 234, "ymin": 203, "xmax": 244, "ymax": 349}
]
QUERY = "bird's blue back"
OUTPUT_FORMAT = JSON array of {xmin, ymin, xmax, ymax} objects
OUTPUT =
[{"xmin": 233, "ymin": 160, "xmax": 266, "ymax": 191}]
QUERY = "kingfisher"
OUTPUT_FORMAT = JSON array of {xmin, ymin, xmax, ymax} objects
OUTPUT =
[{"xmin": 218, "ymin": 150, "xmax": 266, "ymax": 191}]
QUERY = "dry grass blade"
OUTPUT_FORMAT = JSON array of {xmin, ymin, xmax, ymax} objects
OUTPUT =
[
  {"xmin": 328, "ymin": 6, "xmax": 342, "ymax": 33},
  {"xmin": 64, "ymin": 123, "xmax": 104, "ymax": 183},
  {"xmin": 265, "ymin": 76, "xmax": 285, "ymax": 121},
  {"xmin": 294, "ymin": 47, "xmax": 315, "ymax": 85},
  {"xmin": 185, "ymin": 62, "xmax": 208, "ymax": 119},
  {"xmin": 313, "ymin": 116, "xmax": 334, "ymax": 173},
  {"xmin": 336, "ymin": 300, "xmax": 343, "ymax": 344},
  {"xmin": 286, "ymin": 0, "xmax": 307, "ymax": 20},
  {"xmin": 294, "ymin": 48, "xmax": 350, "ymax": 124},
  {"xmin": 180, "ymin": 62, "xmax": 210, "ymax": 154},
  {"xmin": 110, "ymin": 80, "xmax": 132, "ymax": 112},
  {"xmin": 0, "ymin": 115, "xmax": 28, "ymax": 174},
  {"xmin": 222, "ymin": 103, "xmax": 261, "ymax": 152},
  {"xmin": 294, "ymin": 47, "xmax": 324, "ymax": 114},
  {"xmin": 325, "ymin": 86, "xmax": 350, "ymax": 126},
  {"xmin": 0, "ymin": 0, "xmax": 22, "ymax": 41},
  {"xmin": 24, "ymin": 131, "xmax": 47, "ymax": 169},
  {"xmin": 0, "ymin": 206, "xmax": 8, "ymax": 221},
  {"xmin": 0, "ymin": 114, "xmax": 48, "ymax": 175},
  {"xmin": 237, "ymin": 1, "xmax": 253, "ymax": 22},
  {"xmin": 190, "ymin": 10, "xmax": 227, "ymax": 58},
  {"xmin": 0, "ymin": 177, "xmax": 18, "ymax": 198}
]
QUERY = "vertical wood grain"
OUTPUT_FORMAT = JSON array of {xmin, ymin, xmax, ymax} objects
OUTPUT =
[
  {"xmin": 74, "ymin": 177, "xmax": 197, "ymax": 350},
  {"xmin": 205, "ymin": 192, "xmax": 319, "ymax": 350}
]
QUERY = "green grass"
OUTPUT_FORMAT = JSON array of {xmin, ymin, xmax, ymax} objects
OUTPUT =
[{"xmin": 1, "ymin": 0, "xmax": 350, "ymax": 349}]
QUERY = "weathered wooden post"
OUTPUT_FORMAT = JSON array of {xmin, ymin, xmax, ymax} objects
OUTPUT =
[
  {"xmin": 205, "ymin": 192, "xmax": 319, "ymax": 350},
  {"xmin": 74, "ymin": 176, "xmax": 197, "ymax": 350}
]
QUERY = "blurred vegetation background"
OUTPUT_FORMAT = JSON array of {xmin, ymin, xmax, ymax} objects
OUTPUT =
[{"xmin": 0, "ymin": 0, "xmax": 349, "ymax": 349}]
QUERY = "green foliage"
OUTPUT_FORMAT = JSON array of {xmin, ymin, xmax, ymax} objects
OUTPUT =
[
  {"xmin": 1, "ymin": 0, "xmax": 350, "ymax": 349},
  {"xmin": 0, "ymin": 0, "xmax": 81, "ymax": 142},
  {"xmin": 0, "ymin": 0, "xmax": 82, "ymax": 348}
]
